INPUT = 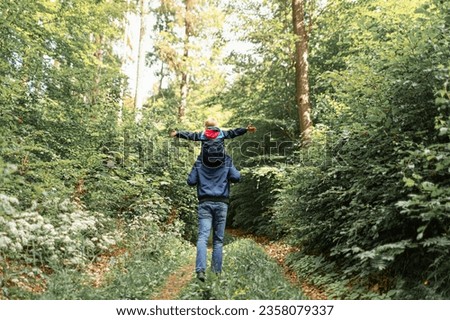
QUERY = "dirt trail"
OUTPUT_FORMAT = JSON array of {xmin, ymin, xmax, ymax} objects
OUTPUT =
[
  {"xmin": 86, "ymin": 246, "xmax": 128, "ymax": 288},
  {"xmin": 226, "ymin": 228, "xmax": 327, "ymax": 300},
  {"xmin": 85, "ymin": 228, "xmax": 327, "ymax": 300},
  {"xmin": 152, "ymin": 261, "xmax": 195, "ymax": 300}
]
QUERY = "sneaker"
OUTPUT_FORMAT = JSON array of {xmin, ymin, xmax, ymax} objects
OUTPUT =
[{"xmin": 197, "ymin": 271, "xmax": 206, "ymax": 282}]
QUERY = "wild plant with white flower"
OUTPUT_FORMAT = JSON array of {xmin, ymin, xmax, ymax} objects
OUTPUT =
[{"xmin": 0, "ymin": 194, "xmax": 119, "ymax": 269}]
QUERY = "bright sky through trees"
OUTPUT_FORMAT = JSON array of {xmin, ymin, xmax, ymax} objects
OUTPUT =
[{"xmin": 119, "ymin": 0, "xmax": 256, "ymax": 102}]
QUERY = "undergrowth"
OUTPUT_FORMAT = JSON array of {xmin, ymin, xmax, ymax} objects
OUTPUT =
[
  {"xmin": 7, "ymin": 213, "xmax": 194, "ymax": 300},
  {"xmin": 285, "ymin": 252, "xmax": 396, "ymax": 300},
  {"xmin": 41, "ymin": 236, "xmax": 194, "ymax": 300},
  {"xmin": 178, "ymin": 239, "xmax": 306, "ymax": 300}
]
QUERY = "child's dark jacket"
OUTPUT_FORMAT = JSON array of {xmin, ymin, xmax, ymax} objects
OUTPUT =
[{"xmin": 175, "ymin": 127, "xmax": 247, "ymax": 167}]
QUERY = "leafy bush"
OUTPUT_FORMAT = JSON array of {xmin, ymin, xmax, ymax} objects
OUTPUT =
[
  {"xmin": 275, "ymin": 126, "xmax": 449, "ymax": 298},
  {"xmin": 229, "ymin": 166, "xmax": 286, "ymax": 238},
  {"xmin": 394, "ymin": 127, "xmax": 450, "ymax": 297},
  {"xmin": 273, "ymin": 0, "xmax": 450, "ymax": 299},
  {"xmin": 0, "ymin": 195, "xmax": 117, "ymax": 266},
  {"xmin": 285, "ymin": 252, "xmax": 395, "ymax": 300}
]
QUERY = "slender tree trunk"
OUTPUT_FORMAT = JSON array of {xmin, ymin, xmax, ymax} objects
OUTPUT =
[
  {"xmin": 118, "ymin": 0, "xmax": 132, "ymax": 125},
  {"xmin": 158, "ymin": 61, "xmax": 165, "ymax": 93},
  {"xmin": 292, "ymin": 0, "xmax": 312, "ymax": 146},
  {"xmin": 179, "ymin": 71, "xmax": 188, "ymax": 121},
  {"xmin": 91, "ymin": 34, "xmax": 104, "ymax": 105},
  {"xmin": 178, "ymin": 0, "xmax": 193, "ymax": 122},
  {"xmin": 134, "ymin": 0, "xmax": 148, "ymax": 123}
]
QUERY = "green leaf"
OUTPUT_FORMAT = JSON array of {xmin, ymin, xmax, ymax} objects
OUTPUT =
[
  {"xmin": 435, "ymin": 97, "xmax": 448, "ymax": 105},
  {"xmin": 403, "ymin": 177, "xmax": 416, "ymax": 187}
]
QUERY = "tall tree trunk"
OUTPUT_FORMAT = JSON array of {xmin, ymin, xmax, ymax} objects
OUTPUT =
[
  {"xmin": 119, "ymin": 0, "xmax": 132, "ymax": 125},
  {"xmin": 134, "ymin": 0, "xmax": 148, "ymax": 123},
  {"xmin": 292, "ymin": 0, "xmax": 312, "ymax": 146},
  {"xmin": 90, "ymin": 34, "xmax": 104, "ymax": 105},
  {"xmin": 178, "ymin": 0, "xmax": 193, "ymax": 122}
]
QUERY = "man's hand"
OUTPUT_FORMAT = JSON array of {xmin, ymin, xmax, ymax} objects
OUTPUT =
[
  {"xmin": 169, "ymin": 130, "xmax": 177, "ymax": 137},
  {"xmin": 247, "ymin": 124, "xmax": 257, "ymax": 133}
]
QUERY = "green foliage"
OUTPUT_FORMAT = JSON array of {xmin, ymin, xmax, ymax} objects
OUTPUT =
[
  {"xmin": 2, "ymin": 0, "xmax": 449, "ymax": 301},
  {"xmin": 149, "ymin": 0, "xmax": 229, "ymax": 124},
  {"xmin": 179, "ymin": 239, "xmax": 305, "ymax": 300},
  {"xmin": 229, "ymin": 166, "xmax": 286, "ymax": 238},
  {"xmin": 273, "ymin": 0, "xmax": 450, "ymax": 299},
  {"xmin": 216, "ymin": 0, "xmax": 450, "ymax": 300},
  {"xmin": 0, "ymin": 0, "xmax": 200, "ymax": 299},
  {"xmin": 285, "ymin": 252, "xmax": 396, "ymax": 300},
  {"xmin": 395, "ymin": 139, "xmax": 450, "ymax": 297},
  {"xmin": 0, "ymin": 0, "xmax": 126, "ymax": 161},
  {"xmin": 218, "ymin": 0, "xmax": 299, "ymax": 146},
  {"xmin": 0, "ymin": 192, "xmax": 118, "ymax": 299},
  {"xmin": 0, "ymin": 195, "xmax": 116, "ymax": 265}
]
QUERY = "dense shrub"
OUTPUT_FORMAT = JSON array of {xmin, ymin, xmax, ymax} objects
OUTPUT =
[
  {"xmin": 0, "ymin": 195, "xmax": 116, "ymax": 267},
  {"xmin": 228, "ymin": 167, "xmax": 286, "ymax": 238},
  {"xmin": 274, "ymin": 0, "xmax": 450, "ymax": 298}
]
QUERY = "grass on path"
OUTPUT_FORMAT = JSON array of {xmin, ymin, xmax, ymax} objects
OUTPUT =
[
  {"xmin": 9, "ymin": 229, "xmax": 315, "ymax": 301},
  {"xmin": 178, "ymin": 238, "xmax": 307, "ymax": 300}
]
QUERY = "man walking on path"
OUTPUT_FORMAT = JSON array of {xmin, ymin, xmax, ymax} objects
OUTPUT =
[{"xmin": 187, "ymin": 155, "xmax": 241, "ymax": 282}]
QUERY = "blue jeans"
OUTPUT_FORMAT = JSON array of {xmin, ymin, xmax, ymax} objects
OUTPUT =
[{"xmin": 195, "ymin": 201, "xmax": 228, "ymax": 273}]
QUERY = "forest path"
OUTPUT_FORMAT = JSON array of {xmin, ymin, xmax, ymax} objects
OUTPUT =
[
  {"xmin": 226, "ymin": 229, "xmax": 327, "ymax": 300},
  {"xmin": 38, "ymin": 227, "xmax": 322, "ymax": 300},
  {"xmin": 160, "ymin": 228, "xmax": 326, "ymax": 300},
  {"xmin": 86, "ymin": 246, "xmax": 128, "ymax": 288},
  {"xmin": 148, "ymin": 228, "xmax": 312, "ymax": 300},
  {"xmin": 151, "ymin": 260, "xmax": 196, "ymax": 300}
]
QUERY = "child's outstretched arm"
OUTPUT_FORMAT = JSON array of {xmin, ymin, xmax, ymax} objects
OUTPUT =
[
  {"xmin": 222, "ymin": 124, "xmax": 257, "ymax": 139},
  {"xmin": 170, "ymin": 130, "xmax": 204, "ymax": 141}
]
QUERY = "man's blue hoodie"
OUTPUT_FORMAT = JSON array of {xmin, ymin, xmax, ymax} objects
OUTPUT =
[{"xmin": 187, "ymin": 155, "xmax": 240, "ymax": 204}]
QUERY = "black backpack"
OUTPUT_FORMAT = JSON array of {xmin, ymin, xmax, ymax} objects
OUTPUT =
[{"xmin": 201, "ymin": 138, "xmax": 225, "ymax": 168}]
